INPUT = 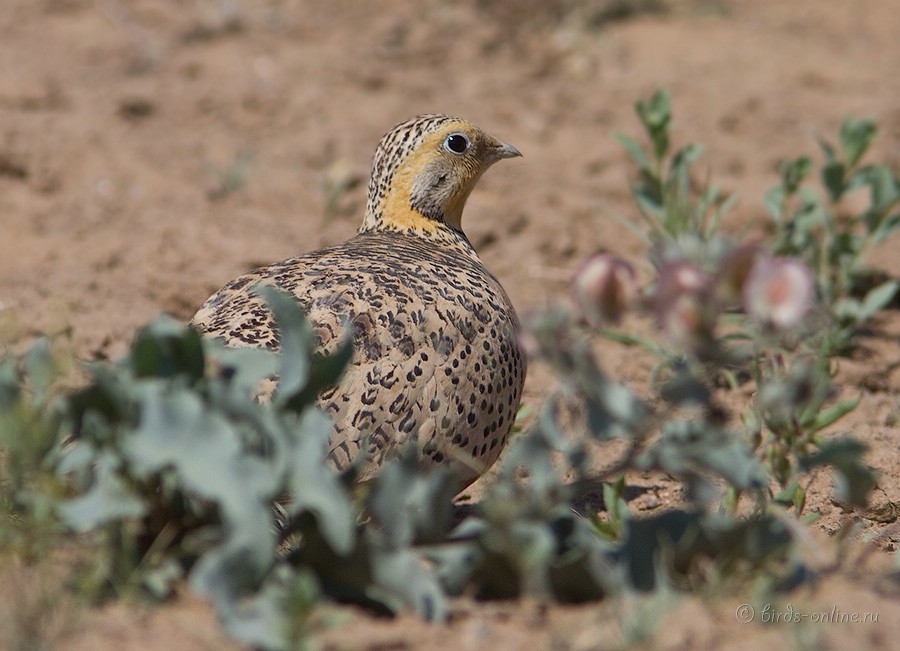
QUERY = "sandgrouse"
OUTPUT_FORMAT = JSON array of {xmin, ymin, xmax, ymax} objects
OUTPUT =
[{"xmin": 191, "ymin": 115, "xmax": 525, "ymax": 488}]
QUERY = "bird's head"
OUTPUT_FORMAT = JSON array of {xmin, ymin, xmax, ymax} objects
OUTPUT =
[{"xmin": 360, "ymin": 115, "xmax": 521, "ymax": 236}]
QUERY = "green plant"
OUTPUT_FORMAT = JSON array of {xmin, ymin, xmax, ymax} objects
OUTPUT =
[
  {"xmin": 55, "ymin": 290, "xmax": 362, "ymax": 647},
  {"xmin": 0, "ymin": 338, "xmax": 69, "ymax": 562},
  {"xmin": 573, "ymin": 89, "xmax": 882, "ymax": 514},
  {"xmin": 766, "ymin": 117, "xmax": 900, "ymax": 353},
  {"xmin": 615, "ymin": 88, "xmax": 737, "ymax": 267}
]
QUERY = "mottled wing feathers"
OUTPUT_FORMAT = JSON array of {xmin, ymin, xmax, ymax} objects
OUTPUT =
[
  {"xmin": 191, "ymin": 252, "xmax": 346, "ymax": 355},
  {"xmin": 191, "ymin": 232, "xmax": 525, "ymax": 487}
]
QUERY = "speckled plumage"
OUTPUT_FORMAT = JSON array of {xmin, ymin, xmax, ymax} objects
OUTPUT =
[{"xmin": 191, "ymin": 115, "xmax": 525, "ymax": 488}]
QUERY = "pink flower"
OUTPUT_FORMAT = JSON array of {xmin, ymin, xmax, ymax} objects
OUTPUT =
[
  {"xmin": 743, "ymin": 256, "xmax": 814, "ymax": 329},
  {"xmin": 573, "ymin": 254, "xmax": 638, "ymax": 325}
]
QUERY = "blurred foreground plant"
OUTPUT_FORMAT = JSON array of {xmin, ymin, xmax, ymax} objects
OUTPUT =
[
  {"xmin": 559, "ymin": 89, "xmax": 886, "ymax": 517},
  {"xmin": 0, "ymin": 340, "xmax": 68, "ymax": 561}
]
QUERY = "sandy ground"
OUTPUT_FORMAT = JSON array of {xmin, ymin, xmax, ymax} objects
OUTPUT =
[{"xmin": 1, "ymin": 0, "xmax": 899, "ymax": 648}]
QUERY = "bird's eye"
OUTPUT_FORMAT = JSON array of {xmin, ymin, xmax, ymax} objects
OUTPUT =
[{"xmin": 443, "ymin": 132, "xmax": 470, "ymax": 155}]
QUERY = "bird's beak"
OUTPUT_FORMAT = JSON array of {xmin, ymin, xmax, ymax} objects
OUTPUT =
[{"xmin": 490, "ymin": 142, "xmax": 523, "ymax": 161}]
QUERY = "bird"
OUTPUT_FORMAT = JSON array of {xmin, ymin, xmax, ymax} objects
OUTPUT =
[{"xmin": 191, "ymin": 114, "xmax": 526, "ymax": 489}]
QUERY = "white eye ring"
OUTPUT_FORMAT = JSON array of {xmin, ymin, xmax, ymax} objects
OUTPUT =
[{"xmin": 443, "ymin": 132, "xmax": 471, "ymax": 155}]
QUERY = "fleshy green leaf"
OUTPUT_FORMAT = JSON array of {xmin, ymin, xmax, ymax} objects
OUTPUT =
[
  {"xmin": 858, "ymin": 165, "xmax": 898, "ymax": 213},
  {"xmin": 859, "ymin": 280, "xmax": 898, "ymax": 321},
  {"xmin": 0, "ymin": 355, "xmax": 22, "ymax": 410},
  {"xmin": 190, "ymin": 530, "xmax": 276, "ymax": 606},
  {"xmin": 614, "ymin": 132, "xmax": 650, "ymax": 170},
  {"xmin": 256, "ymin": 285, "xmax": 314, "ymax": 401},
  {"xmin": 807, "ymin": 395, "xmax": 861, "ymax": 434},
  {"xmin": 764, "ymin": 185, "xmax": 786, "ymax": 222},
  {"xmin": 125, "ymin": 385, "xmax": 240, "ymax": 490},
  {"xmin": 58, "ymin": 454, "xmax": 146, "ymax": 530},
  {"xmin": 840, "ymin": 116, "xmax": 877, "ymax": 168},
  {"xmin": 131, "ymin": 317, "xmax": 205, "ymax": 381},
  {"xmin": 635, "ymin": 88, "xmax": 672, "ymax": 160},
  {"xmin": 821, "ymin": 160, "xmax": 846, "ymax": 203},
  {"xmin": 874, "ymin": 213, "xmax": 900, "ymax": 244},
  {"xmin": 210, "ymin": 343, "xmax": 280, "ymax": 394},
  {"xmin": 368, "ymin": 547, "xmax": 447, "ymax": 621},
  {"xmin": 641, "ymin": 421, "xmax": 766, "ymax": 491},
  {"xmin": 369, "ymin": 444, "xmax": 456, "ymax": 550},
  {"xmin": 283, "ymin": 409, "xmax": 355, "ymax": 555},
  {"xmin": 23, "ymin": 337, "xmax": 55, "ymax": 403},
  {"xmin": 422, "ymin": 538, "xmax": 484, "ymax": 596},
  {"xmin": 781, "ymin": 156, "xmax": 812, "ymax": 192}
]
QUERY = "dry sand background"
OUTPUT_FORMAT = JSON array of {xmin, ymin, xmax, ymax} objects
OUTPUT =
[{"xmin": 1, "ymin": 1, "xmax": 899, "ymax": 648}]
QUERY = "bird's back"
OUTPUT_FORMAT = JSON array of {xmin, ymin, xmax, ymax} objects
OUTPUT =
[{"xmin": 191, "ymin": 230, "xmax": 525, "ymax": 486}]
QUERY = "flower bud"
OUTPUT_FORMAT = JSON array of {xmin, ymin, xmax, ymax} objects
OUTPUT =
[
  {"xmin": 654, "ymin": 261, "xmax": 712, "ymax": 347},
  {"xmin": 715, "ymin": 243, "xmax": 764, "ymax": 306},
  {"xmin": 573, "ymin": 254, "xmax": 638, "ymax": 326}
]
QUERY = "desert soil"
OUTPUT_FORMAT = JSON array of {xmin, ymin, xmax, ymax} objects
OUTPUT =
[{"xmin": 1, "ymin": 1, "xmax": 899, "ymax": 649}]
